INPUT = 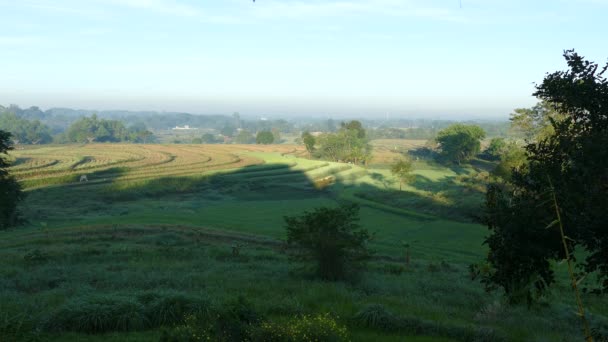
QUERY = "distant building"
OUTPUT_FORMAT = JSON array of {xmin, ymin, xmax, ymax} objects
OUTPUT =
[
  {"xmin": 172, "ymin": 125, "xmax": 196, "ymax": 130},
  {"xmin": 309, "ymin": 131, "xmax": 324, "ymax": 137}
]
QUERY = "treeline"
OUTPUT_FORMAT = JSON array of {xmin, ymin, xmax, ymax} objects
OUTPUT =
[{"xmin": 56, "ymin": 115, "xmax": 154, "ymax": 143}]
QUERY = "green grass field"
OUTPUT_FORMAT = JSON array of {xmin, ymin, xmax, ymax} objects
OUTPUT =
[{"xmin": 2, "ymin": 143, "xmax": 607, "ymax": 341}]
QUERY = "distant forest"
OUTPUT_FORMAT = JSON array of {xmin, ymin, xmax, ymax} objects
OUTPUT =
[{"xmin": 0, "ymin": 104, "xmax": 513, "ymax": 145}]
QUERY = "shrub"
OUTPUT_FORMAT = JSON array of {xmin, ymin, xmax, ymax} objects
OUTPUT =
[
  {"xmin": 285, "ymin": 204, "xmax": 372, "ymax": 281},
  {"xmin": 213, "ymin": 296, "xmax": 261, "ymax": 341},
  {"xmin": 160, "ymin": 296, "xmax": 261, "ymax": 342},
  {"xmin": 44, "ymin": 294, "xmax": 147, "ymax": 333},
  {"xmin": 354, "ymin": 304, "xmax": 400, "ymax": 332},
  {"xmin": 138, "ymin": 290, "xmax": 211, "ymax": 327},
  {"xmin": 253, "ymin": 313, "xmax": 349, "ymax": 342}
]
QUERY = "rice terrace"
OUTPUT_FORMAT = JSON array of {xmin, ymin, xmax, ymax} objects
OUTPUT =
[{"xmin": 1, "ymin": 140, "xmax": 606, "ymax": 341}]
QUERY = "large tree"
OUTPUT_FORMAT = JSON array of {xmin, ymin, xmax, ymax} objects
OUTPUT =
[
  {"xmin": 255, "ymin": 131, "xmax": 274, "ymax": 144},
  {"xmin": 478, "ymin": 50, "xmax": 608, "ymax": 303},
  {"xmin": 435, "ymin": 124, "xmax": 485, "ymax": 164},
  {"xmin": 314, "ymin": 121, "xmax": 371, "ymax": 164},
  {"xmin": 0, "ymin": 130, "xmax": 24, "ymax": 229}
]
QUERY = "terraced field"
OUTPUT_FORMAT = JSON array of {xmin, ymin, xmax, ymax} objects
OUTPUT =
[{"xmin": 3, "ymin": 143, "xmax": 607, "ymax": 341}]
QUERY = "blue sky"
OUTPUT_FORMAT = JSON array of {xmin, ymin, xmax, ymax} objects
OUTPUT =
[{"xmin": 1, "ymin": 0, "xmax": 607, "ymax": 118}]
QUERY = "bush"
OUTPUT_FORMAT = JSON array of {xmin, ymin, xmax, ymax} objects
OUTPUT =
[
  {"xmin": 253, "ymin": 313, "xmax": 349, "ymax": 342},
  {"xmin": 138, "ymin": 290, "xmax": 211, "ymax": 327},
  {"xmin": 160, "ymin": 296, "xmax": 261, "ymax": 342},
  {"xmin": 44, "ymin": 295, "xmax": 148, "ymax": 333},
  {"xmin": 285, "ymin": 204, "xmax": 372, "ymax": 281},
  {"xmin": 354, "ymin": 304, "xmax": 400, "ymax": 332}
]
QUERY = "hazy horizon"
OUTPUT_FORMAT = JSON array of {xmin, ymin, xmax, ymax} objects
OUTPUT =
[{"xmin": 2, "ymin": 0, "xmax": 607, "ymax": 118}]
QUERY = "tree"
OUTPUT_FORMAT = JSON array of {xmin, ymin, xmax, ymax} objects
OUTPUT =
[
  {"xmin": 285, "ymin": 204, "xmax": 372, "ymax": 281},
  {"xmin": 483, "ymin": 137, "xmax": 508, "ymax": 161},
  {"xmin": 491, "ymin": 142, "xmax": 527, "ymax": 181},
  {"xmin": 435, "ymin": 124, "xmax": 485, "ymax": 164},
  {"xmin": 510, "ymin": 101, "xmax": 562, "ymax": 141},
  {"xmin": 220, "ymin": 125, "xmax": 236, "ymax": 137},
  {"xmin": 314, "ymin": 123, "xmax": 371, "ymax": 164},
  {"xmin": 201, "ymin": 133, "xmax": 217, "ymax": 144},
  {"xmin": 0, "ymin": 130, "xmax": 24, "ymax": 229},
  {"xmin": 390, "ymin": 158, "xmax": 414, "ymax": 191},
  {"xmin": 302, "ymin": 132, "xmax": 316, "ymax": 156},
  {"xmin": 0, "ymin": 112, "xmax": 52, "ymax": 144},
  {"xmin": 234, "ymin": 130, "xmax": 255, "ymax": 144},
  {"xmin": 255, "ymin": 131, "xmax": 274, "ymax": 144},
  {"xmin": 478, "ymin": 50, "xmax": 608, "ymax": 303}
]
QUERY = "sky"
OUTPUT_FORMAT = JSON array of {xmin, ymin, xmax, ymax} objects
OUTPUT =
[{"xmin": 1, "ymin": 0, "xmax": 607, "ymax": 119}]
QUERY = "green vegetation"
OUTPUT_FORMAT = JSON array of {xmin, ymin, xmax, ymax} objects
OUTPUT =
[
  {"xmin": 255, "ymin": 131, "xmax": 275, "ymax": 144},
  {"xmin": 435, "ymin": 124, "xmax": 486, "ymax": 165},
  {"xmin": 302, "ymin": 131, "xmax": 316, "ymax": 155},
  {"xmin": 0, "ymin": 112, "xmax": 52, "ymax": 144},
  {"xmin": 1, "ymin": 140, "xmax": 605, "ymax": 341},
  {"xmin": 477, "ymin": 51, "xmax": 608, "ymax": 340},
  {"xmin": 390, "ymin": 158, "xmax": 414, "ymax": 191},
  {"xmin": 0, "ymin": 130, "xmax": 24, "ymax": 229},
  {"xmin": 63, "ymin": 114, "xmax": 153, "ymax": 143},
  {"xmin": 285, "ymin": 204, "xmax": 372, "ymax": 281},
  {"xmin": 313, "ymin": 120, "xmax": 372, "ymax": 165}
]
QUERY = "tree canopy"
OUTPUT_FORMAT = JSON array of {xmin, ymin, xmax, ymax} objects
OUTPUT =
[
  {"xmin": 390, "ymin": 158, "xmax": 414, "ymax": 191},
  {"xmin": 255, "ymin": 131, "xmax": 274, "ymax": 144},
  {"xmin": 0, "ymin": 112, "xmax": 52, "ymax": 144},
  {"xmin": 313, "ymin": 121, "xmax": 372, "ymax": 164},
  {"xmin": 63, "ymin": 115, "xmax": 153, "ymax": 143},
  {"xmin": 478, "ymin": 50, "xmax": 608, "ymax": 302},
  {"xmin": 435, "ymin": 124, "xmax": 485, "ymax": 164},
  {"xmin": 285, "ymin": 204, "xmax": 372, "ymax": 281}
]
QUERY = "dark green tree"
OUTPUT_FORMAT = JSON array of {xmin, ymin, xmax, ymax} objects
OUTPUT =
[
  {"xmin": 302, "ymin": 131, "xmax": 316, "ymax": 156},
  {"xmin": 483, "ymin": 137, "xmax": 508, "ymax": 161},
  {"xmin": 478, "ymin": 50, "xmax": 608, "ymax": 303},
  {"xmin": 285, "ymin": 204, "xmax": 372, "ymax": 281},
  {"xmin": 255, "ymin": 131, "xmax": 274, "ymax": 144},
  {"xmin": 0, "ymin": 130, "xmax": 24, "ymax": 229},
  {"xmin": 201, "ymin": 133, "xmax": 217, "ymax": 144},
  {"xmin": 435, "ymin": 124, "xmax": 486, "ymax": 164}
]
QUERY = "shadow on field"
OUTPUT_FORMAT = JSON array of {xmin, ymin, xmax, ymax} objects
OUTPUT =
[
  {"xmin": 22, "ymin": 159, "xmax": 489, "ymax": 225},
  {"xmin": 354, "ymin": 172, "xmax": 488, "ymax": 222}
]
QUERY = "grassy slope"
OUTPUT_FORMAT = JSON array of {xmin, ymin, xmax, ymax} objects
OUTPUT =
[{"xmin": 2, "ymin": 144, "xmax": 607, "ymax": 341}]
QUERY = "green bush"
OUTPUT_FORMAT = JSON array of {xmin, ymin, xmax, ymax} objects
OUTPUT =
[
  {"xmin": 285, "ymin": 204, "xmax": 372, "ymax": 281},
  {"xmin": 253, "ymin": 313, "xmax": 349, "ymax": 342},
  {"xmin": 44, "ymin": 294, "xmax": 147, "ymax": 333},
  {"xmin": 138, "ymin": 290, "xmax": 211, "ymax": 327},
  {"xmin": 160, "ymin": 296, "xmax": 261, "ymax": 342},
  {"xmin": 354, "ymin": 304, "xmax": 400, "ymax": 332}
]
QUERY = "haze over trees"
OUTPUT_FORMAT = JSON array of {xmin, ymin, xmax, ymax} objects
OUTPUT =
[
  {"xmin": 62, "ymin": 115, "xmax": 153, "ymax": 143},
  {"xmin": 0, "ymin": 111, "xmax": 52, "ymax": 144}
]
